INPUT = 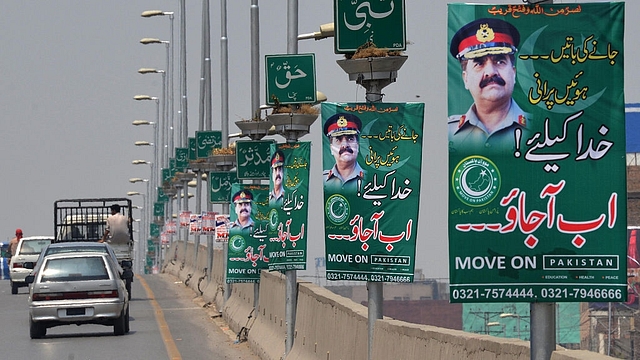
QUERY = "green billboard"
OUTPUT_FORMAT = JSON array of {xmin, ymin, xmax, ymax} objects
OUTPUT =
[
  {"xmin": 266, "ymin": 142, "xmax": 311, "ymax": 271},
  {"xmin": 447, "ymin": 3, "xmax": 626, "ymax": 303},
  {"xmin": 322, "ymin": 102, "xmax": 424, "ymax": 282},
  {"xmin": 226, "ymin": 184, "xmax": 270, "ymax": 283}
]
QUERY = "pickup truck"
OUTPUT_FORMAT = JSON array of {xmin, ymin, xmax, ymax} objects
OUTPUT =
[{"xmin": 53, "ymin": 198, "xmax": 135, "ymax": 298}]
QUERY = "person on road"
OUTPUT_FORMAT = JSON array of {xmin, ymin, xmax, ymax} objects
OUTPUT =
[
  {"xmin": 8, "ymin": 228, "xmax": 23, "ymax": 259},
  {"xmin": 101, "ymin": 204, "xmax": 130, "ymax": 244}
]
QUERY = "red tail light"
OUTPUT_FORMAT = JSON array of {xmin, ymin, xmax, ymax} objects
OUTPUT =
[
  {"xmin": 12, "ymin": 262, "xmax": 23, "ymax": 269},
  {"xmin": 32, "ymin": 290, "xmax": 119, "ymax": 301}
]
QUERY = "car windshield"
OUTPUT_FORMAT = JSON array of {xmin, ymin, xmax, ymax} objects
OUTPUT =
[
  {"xmin": 40, "ymin": 256, "xmax": 109, "ymax": 282},
  {"xmin": 20, "ymin": 239, "xmax": 52, "ymax": 255}
]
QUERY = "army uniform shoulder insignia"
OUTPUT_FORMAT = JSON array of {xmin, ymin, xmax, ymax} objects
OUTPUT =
[
  {"xmin": 518, "ymin": 114, "xmax": 526, "ymax": 126},
  {"xmin": 458, "ymin": 115, "xmax": 467, "ymax": 129}
]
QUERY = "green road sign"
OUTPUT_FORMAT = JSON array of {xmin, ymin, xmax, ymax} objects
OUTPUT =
[
  {"xmin": 157, "ymin": 187, "xmax": 169, "ymax": 203},
  {"xmin": 162, "ymin": 168, "xmax": 172, "ymax": 185},
  {"xmin": 196, "ymin": 130, "xmax": 222, "ymax": 158},
  {"xmin": 188, "ymin": 137, "xmax": 197, "ymax": 161},
  {"xmin": 236, "ymin": 140, "xmax": 274, "ymax": 179},
  {"xmin": 153, "ymin": 202, "xmax": 165, "ymax": 217},
  {"xmin": 209, "ymin": 171, "xmax": 238, "ymax": 203},
  {"xmin": 334, "ymin": 0, "xmax": 406, "ymax": 53},
  {"xmin": 150, "ymin": 223, "xmax": 160, "ymax": 237},
  {"xmin": 175, "ymin": 148, "xmax": 189, "ymax": 171},
  {"xmin": 265, "ymin": 54, "xmax": 316, "ymax": 105}
]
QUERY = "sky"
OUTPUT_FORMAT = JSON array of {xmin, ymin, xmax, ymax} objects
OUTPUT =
[{"xmin": 1, "ymin": 0, "xmax": 637, "ymax": 280}]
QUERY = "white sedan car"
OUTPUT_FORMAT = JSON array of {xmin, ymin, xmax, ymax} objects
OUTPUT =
[
  {"xmin": 9, "ymin": 236, "xmax": 53, "ymax": 294},
  {"xmin": 26, "ymin": 252, "xmax": 129, "ymax": 338}
]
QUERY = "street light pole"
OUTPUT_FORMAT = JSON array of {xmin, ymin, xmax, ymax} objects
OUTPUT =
[
  {"xmin": 141, "ymin": 11, "xmax": 175, "ymax": 160},
  {"xmin": 133, "ymin": 96, "xmax": 160, "ymax": 198},
  {"xmin": 138, "ymin": 68, "xmax": 167, "ymax": 169},
  {"xmin": 127, "ymin": 190, "xmax": 147, "ymax": 274}
]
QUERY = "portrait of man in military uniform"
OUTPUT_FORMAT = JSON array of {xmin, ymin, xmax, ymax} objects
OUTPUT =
[
  {"xmin": 229, "ymin": 189, "xmax": 254, "ymax": 234},
  {"xmin": 323, "ymin": 113, "xmax": 366, "ymax": 193},
  {"xmin": 269, "ymin": 149, "xmax": 285, "ymax": 208},
  {"xmin": 448, "ymin": 18, "xmax": 531, "ymax": 154}
]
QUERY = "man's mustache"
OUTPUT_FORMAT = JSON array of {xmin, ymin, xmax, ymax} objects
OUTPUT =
[
  {"xmin": 339, "ymin": 146, "xmax": 354, "ymax": 155},
  {"xmin": 480, "ymin": 74, "xmax": 506, "ymax": 88},
  {"xmin": 240, "ymin": 209, "xmax": 250, "ymax": 214}
]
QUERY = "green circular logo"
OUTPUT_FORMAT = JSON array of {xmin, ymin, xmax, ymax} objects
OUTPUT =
[
  {"xmin": 268, "ymin": 208, "xmax": 279, "ymax": 230},
  {"xmin": 229, "ymin": 235, "xmax": 246, "ymax": 253},
  {"xmin": 452, "ymin": 156, "xmax": 501, "ymax": 207},
  {"xmin": 325, "ymin": 194, "xmax": 350, "ymax": 225}
]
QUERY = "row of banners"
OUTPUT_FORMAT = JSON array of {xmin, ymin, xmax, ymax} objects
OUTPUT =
[
  {"xmin": 157, "ymin": 101, "xmax": 425, "ymax": 284},
  {"xmin": 225, "ymin": 102, "xmax": 425, "ymax": 283},
  {"xmin": 157, "ymin": 2, "xmax": 629, "ymax": 304}
]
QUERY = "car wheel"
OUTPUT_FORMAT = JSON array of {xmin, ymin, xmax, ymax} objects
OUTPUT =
[
  {"xmin": 126, "ymin": 278, "xmax": 132, "ymax": 301},
  {"xmin": 11, "ymin": 281, "xmax": 18, "ymax": 295},
  {"xmin": 114, "ymin": 309, "xmax": 126, "ymax": 336},
  {"xmin": 124, "ymin": 306, "xmax": 130, "ymax": 333},
  {"xmin": 29, "ymin": 317, "xmax": 46, "ymax": 339}
]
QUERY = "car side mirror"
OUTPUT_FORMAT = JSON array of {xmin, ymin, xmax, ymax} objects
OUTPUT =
[
  {"xmin": 121, "ymin": 260, "xmax": 133, "ymax": 269},
  {"xmin": 25, "ymin": 274, "xmax": 35, "ymax": 284}
]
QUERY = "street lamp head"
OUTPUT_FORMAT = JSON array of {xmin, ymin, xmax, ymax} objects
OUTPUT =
[
  {"xmin": 138, "ymin": 68, "xmax": 165, "ymax": 74},
  {"xmin": 127, "ymin": 191, "xmax": 141, "ymax": 196},
  {"xmin": 499, "ymin": 313, "xmax": 518, "ymax": 318},
  {"xmin": 132, "ymin": 120, "xmax": 153, "ymax": 126},
  {"xmin": 132, "ymin": 160, "xmax": 150, "ymax": 165},
  {"xmin": 298, "ymin": 22, "xmax": 335, "ymax": 41},
  {"xmin": 129, "ymin": 177, "xmax": 148, "ymax": 183},
  {"xmin": 140, "ymin": 38, "xmax": 169, "ymax": 45},
  {"xmin": 141, "ymin": 10, "xmax": 174, "ymax": 18},
  {"xmin": 134, "ymin": 141, "xmax": 153, "ymax": 146},
  {"xmin": 134, "ymin": 95, "xmax": 157, "ymax": 101}
]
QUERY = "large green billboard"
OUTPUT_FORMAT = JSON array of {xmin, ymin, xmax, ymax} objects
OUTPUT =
[
  {"xmin": 448, "ymin": 3, "xmax": 626, "ymax": 303},
  {"xmin": 322, "ymin": 102, "xmax": 424, "ymax": 282},
  {"xmin": 266, "ymin": 142, "xmax": 311, "ymax": 271}
]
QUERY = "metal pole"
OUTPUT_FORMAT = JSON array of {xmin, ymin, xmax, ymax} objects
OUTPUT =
[
  {"xmin": 219, "ymin": 0, "xmax": 230, "ymax": 302},
  {"xmin": 169, "ymin": 14, "xmax": 175, "ymax": 159},
  {"xmin": 203, "ymin": 0, "xmax": 214, "ymax": 283},
  {"xmin": 180, "ymin": 0, "xmax": 188, "ymax": 148},
  {"xmin": 284, "ymin": 0, "xmax": 298, "ymax": 356},
  {"xmin": 182, "ymin": 184, "xmax": 189, "ymax": 260},
  {"xmin": 531, "ymin": 302, "xmax": 555, "ymax": 360},
  {"xmin": 220, "ymin": 0, "xmax": 229, "ymax": 148},
  {"xmin": 162, "ymin": 60, "xmax": 168, "ymax": 169},
  {"xmin": 250, "ymin": 0, "xmax": 260, "ymax": 120}
]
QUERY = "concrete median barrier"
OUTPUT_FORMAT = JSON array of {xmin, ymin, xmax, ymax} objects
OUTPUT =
[{"xmin": 162, "ymin": 241, "xmax": 618, "ymax": 360}]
